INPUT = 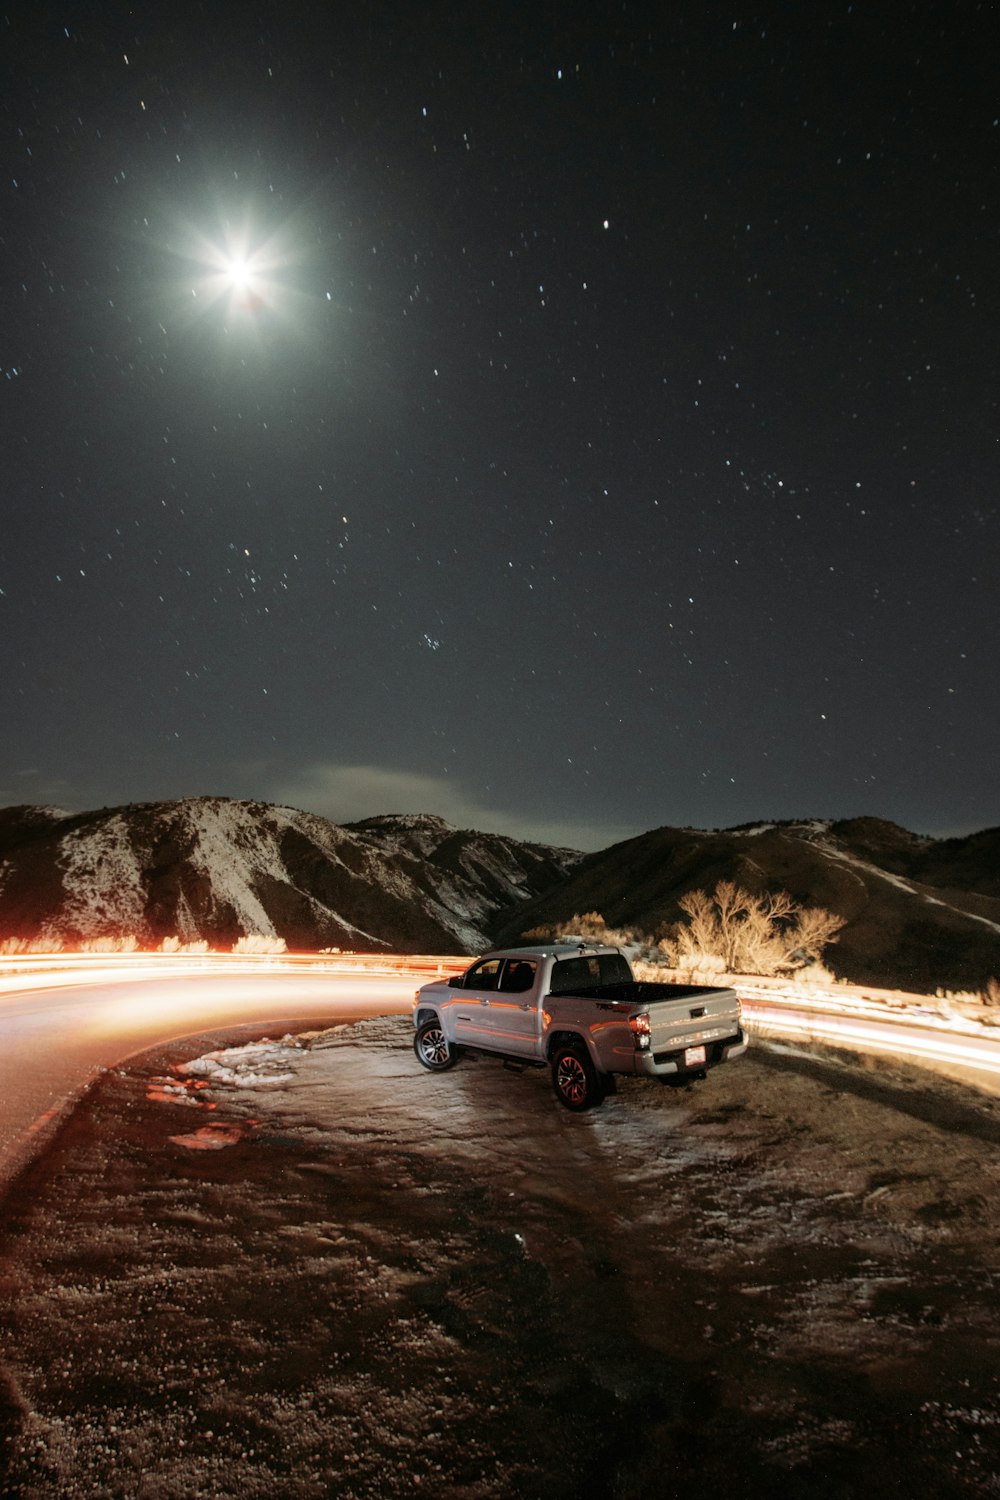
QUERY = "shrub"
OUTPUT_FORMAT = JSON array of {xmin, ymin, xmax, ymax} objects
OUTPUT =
[
  {"xmin": 0, "ymin": 936, "xmax": 65, "ymax": 954},
  {"xmin": 232, "ymin": 934, "xmax": 287, "ymax": 954},
  {"xmin": 521, "ymin": 911, "xmax": 639, "ymax": 948}
]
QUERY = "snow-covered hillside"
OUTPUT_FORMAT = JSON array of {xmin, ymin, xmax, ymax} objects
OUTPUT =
[
  {"xmin": 0, "ymin": 799, "xmax": 581, "ymax": 953},
  {"xmin": 2, "ymin": 801, "xmax": 998, "ymax": 989}
]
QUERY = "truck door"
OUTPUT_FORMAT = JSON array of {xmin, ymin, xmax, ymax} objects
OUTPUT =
[
  {"xmin": 450, "ymin": 956, "xmax": 502, "ymax": 1047},
  {"xmin": 483, "ymin": 958, "xmax": 540, "ymax": 1057}
]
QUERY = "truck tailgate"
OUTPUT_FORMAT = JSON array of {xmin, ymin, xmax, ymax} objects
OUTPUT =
[{"xmin": 646, "ymin": 987, "xmax": 742, "ymax": 1055}]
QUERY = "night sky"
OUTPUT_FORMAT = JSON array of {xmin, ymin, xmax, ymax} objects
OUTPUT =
[{"xmin": 2, "ymin": 3, "xmax": 997, "ymax": 851}]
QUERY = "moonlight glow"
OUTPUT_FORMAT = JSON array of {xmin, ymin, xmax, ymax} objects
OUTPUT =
[
  {"xmin": 155, "ymin": 205, "xmax": 316, "ymax": 337},
  {"xmin": 223, "ymin": 256, "xmax": 253, "ymax": 290},
  {"xmin": 196, "ymin": 233, "xmax": 276, "ymax": 315}
]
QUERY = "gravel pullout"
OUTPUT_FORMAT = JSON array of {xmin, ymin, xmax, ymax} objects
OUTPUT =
[{"xmin": 2, "ymin": 1016, "xmax": 1000, "ymax": 1498}]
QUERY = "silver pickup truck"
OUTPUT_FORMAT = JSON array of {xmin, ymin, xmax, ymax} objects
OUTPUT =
[{"xmin": 412, "ymin": 941, "xmax": 747, "ymax": 1110}]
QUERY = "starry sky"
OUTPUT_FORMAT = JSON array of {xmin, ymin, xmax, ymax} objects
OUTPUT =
[{"xmin": 2, "ymin": 1, "xmax": 997, "ymax": 850}]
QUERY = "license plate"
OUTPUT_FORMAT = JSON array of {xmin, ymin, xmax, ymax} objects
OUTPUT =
[{"xmin": 684, "ymin": 1045, "xmax": 707, "ymax": 1067}]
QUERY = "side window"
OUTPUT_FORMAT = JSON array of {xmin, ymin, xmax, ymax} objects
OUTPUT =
[
  {"xmin": 463, "ymin": 958, "xmax": 502, "ymax": 992},
  {"xmin": 499, "ymin": 959, "xmax": 537, "ymax": 993}
]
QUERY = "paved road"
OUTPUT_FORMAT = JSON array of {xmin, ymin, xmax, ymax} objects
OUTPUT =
[{"xmin": 0, "ymin": 960, "xmax": 419, "ymax": 1188}]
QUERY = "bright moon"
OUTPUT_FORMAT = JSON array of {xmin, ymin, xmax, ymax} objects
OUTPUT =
[{"xmin": 223, "ymin": 257, "xmax": 253, "ymax": 291}]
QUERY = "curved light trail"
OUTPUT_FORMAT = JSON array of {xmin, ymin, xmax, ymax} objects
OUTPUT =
[{"xmin": 0, "ymin": 953, "xmax": 455, "ymax": 1191}]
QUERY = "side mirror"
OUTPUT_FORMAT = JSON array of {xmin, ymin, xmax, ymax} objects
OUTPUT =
[{"xmin": 449, "ymin": 974, "xmax": 465, "ymax": 988}]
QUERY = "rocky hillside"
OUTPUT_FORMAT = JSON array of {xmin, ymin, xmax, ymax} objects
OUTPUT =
[
  {"xmin": 0, "ymin": 799, "xmax": 580, "ymax": 955},
  {"xmin": 493, "ymin": 817, "xmax": 1000, "ymax": 993}
]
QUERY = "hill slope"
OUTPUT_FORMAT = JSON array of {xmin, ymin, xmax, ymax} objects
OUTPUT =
[
  {"xmin": 0, "ymin": 799, "xmax": 580, "ymax": 955},
  {"xmin": 493, "ymin": 817, "xmax": 1000, "ymax": 992}
]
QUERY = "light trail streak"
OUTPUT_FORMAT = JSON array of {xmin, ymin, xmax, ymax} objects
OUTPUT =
[
  {"xmin": 0, "ymin": 951, "xmax": 458, "ymax": 999},
  {"xmin": 742, "ymin": 1003, "xmax": 1000, "ymax": 1080}
]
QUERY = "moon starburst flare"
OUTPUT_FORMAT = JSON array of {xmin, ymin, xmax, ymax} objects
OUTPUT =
[
  {"xmin": 222, "ymin": 256, "xmax": 253, "ymax": 290},
  {"xmin": 155, "ymin": 207, "xmax": 317, "ymax": 339}
]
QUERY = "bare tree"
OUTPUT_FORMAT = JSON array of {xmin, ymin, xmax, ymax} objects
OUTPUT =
[
  {"xmin": 659, "ymin": 880, "xmax": 844, "ymax": 977},
  {"xmin": 790, "ymin": 904, "xmax": 846, "ymax": 965}
]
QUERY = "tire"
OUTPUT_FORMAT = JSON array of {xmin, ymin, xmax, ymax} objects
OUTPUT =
[
  {"xmin": 551, "ymin": 1044, "xmax": 603, "ymax": 1111},
  {"xmin": 414, "ymin": 1018, "xmax": 459, "ymax": 1072}
]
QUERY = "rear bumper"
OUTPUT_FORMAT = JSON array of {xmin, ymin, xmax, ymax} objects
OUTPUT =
[{"xmin": 634, "ymin": 1027, "xmax": 748, "ymax": 1078}]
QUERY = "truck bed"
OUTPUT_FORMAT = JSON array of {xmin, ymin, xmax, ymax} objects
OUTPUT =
[{"xmin": 548, "ymin": 980, "xmax": 735, "ymax": 1005}]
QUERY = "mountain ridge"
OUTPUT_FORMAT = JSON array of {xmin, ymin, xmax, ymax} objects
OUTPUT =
[{"xmin": 0, "ymin": 801, "xmax": 998, "ymax": 991}]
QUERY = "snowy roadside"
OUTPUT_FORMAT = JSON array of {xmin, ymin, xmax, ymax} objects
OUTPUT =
[{"xmin": 2, "ymin": 1015, "xmax": 1000, "ymax": 1498}]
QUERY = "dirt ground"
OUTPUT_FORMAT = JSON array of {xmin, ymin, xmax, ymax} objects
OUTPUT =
[{"xmin": 2, "ymin": 1016, "xmax": 1000, "ymax": 1499}]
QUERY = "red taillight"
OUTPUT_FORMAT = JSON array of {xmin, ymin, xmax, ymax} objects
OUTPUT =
[{"xmin": 629, "ymin": 1013, "xmax": 651, "ymax": 1050}]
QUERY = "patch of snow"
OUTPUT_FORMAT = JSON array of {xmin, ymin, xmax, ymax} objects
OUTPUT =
[
  {"xmin": 172, "ymin": 888, "xmax": 201, "ymax": 944},
  {"xmin": 183, "ymin": 802, "xmax": 282, "ymax": 935},
  {"xmin": 178, "ymin": 1038, "xmax": 302, "ymax": 1088},
  {"xmin": 726, "ymin": 821, "xmax": 832, "ymax": 840},
  {"xmin": 819, "ymin": 840, "xmax": 1000, "ymax": 936},
  {"xmin": 47, "ymin": 813, "xmax": 147, "ymax": 937},
  {"xmin": 350, "ymin": 813, "xmax": 458, "ymax": 859}
]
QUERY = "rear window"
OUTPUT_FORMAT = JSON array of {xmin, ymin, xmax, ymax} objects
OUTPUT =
[{"xmin": 550, "ymin": 953, "xmax": 631, "ymax": 992}]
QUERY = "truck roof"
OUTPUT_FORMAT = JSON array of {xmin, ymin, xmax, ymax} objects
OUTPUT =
[{"xmin": 481, "ymin": 941, "xmax": 624, "ymax": 961}]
